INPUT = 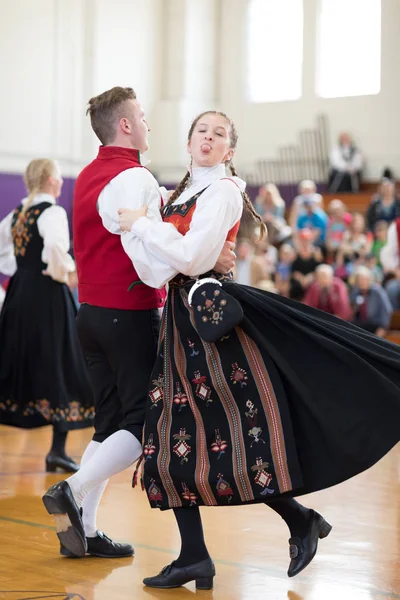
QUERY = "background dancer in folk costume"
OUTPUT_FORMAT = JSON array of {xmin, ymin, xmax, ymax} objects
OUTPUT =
[
  {"xmin": 0, "ymin": 159, "xmax": 94, "ymax": 472},
  {"xmin": 42, "ymin": 88, "xmax": 236, "ymax": 560},
  {"xmin": 118, "ymin": 110, "xmax": 400, "ymax": 591}
]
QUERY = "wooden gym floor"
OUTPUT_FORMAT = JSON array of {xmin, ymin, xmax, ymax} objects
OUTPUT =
[{"xmin": 0, "ymin": 426, "xmax": 398, "ymax": 600}]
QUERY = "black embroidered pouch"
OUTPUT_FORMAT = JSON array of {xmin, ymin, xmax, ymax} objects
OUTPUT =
[{"xmin": 188, "ymin": 278, "xmax": 243, "ymax": 342}]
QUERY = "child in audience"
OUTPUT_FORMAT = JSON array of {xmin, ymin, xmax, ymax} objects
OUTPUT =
[{"xmin": 275, "ymin": 244, "xmax": 296, "ymax": 296}]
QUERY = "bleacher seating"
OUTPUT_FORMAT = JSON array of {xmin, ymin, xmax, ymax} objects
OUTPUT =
[
  {"xmin": 322, "ymin": 193, "xmax": 372, "ymax": 213},
  {"xmin": 389, "ymin": 310, "xmax": 400, "ymax": 330},
  {"xmin": 385, "ymin": 330, "xmax": 400, "ymax": 344},
  {"xmin": 385, "ymin": 310, "xmax": 400, "ymax": 345},
  {"xmin": 323, "ymin": 186, "xmax": 400, "ymax": 342}
]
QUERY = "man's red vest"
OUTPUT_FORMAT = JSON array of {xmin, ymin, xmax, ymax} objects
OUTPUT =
[{"xmin": 73, "ymin": 146, "xmax": 166, "ymax": 310}]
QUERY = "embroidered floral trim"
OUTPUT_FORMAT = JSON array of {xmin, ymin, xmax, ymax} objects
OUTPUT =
[
  {"xmin": 148, "ymin": 479, "xmax": 163, "ymax": 507},
  {"xmin": 173, "ymin": 428, "xmax": 192, "ymax": 463},
  {"xmin": 230, "ymin": 363, "xmax": 248, "ymax": 387},
  {"xmin": 251, "ymin": 457, "xmax": 275, "ymax": 495},
  {"xmin": 11, "ymin": 208, "xmax": 41, "ymax": 257},
  {"xmin": 181, "ymin": 482, "xmax": 198, "ymax": 505},
  {"xmin": 210, "ymin": 429, "xmax": 228, "ymax": 459},
  {"xmin": 144, "ymin": 434, "xmax": 157, "ymax": 460},
  {"xmin": 0, "ymin": 398, "xmax": 94, "ymax": 422},
  {"xmin": 196, "ymin": 288, "xmax": 227, "ymax": 326},
  {"xmin": 149, "ymin": 374, "xmax": 164, "ymax": 409},
  {"xmin": 192, "ymin": 370, "xmax": 213, "ymax": 405},
  {"xmin": 216, "ymin": 473, "xmax": 234, "ymax": 502},
  {"xmin": 245, "ymin": 400, "xmax": 266, "ymax": 447}
]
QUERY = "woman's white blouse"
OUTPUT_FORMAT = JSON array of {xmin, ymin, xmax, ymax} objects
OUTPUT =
[
  {"xmin": 0, "ymin": 193, "xmax": 75, "ymax": 283},
  {"xmin": 121, "ymin": 165, "xmax": 244, "ymax": 289}
]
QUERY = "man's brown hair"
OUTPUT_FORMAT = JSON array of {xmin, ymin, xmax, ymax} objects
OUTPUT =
[{"xmin": 86, "ymin": 86, "xmax": 137, "ymax": 145}]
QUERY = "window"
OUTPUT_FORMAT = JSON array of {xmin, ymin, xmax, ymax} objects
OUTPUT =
[
  {"xmin": 316, "ymin": 0, "xmax": 381, "ymax": 98},
  {"xmin": 247, "ymin": 0, "xmax": 303, "ymax": 103}
]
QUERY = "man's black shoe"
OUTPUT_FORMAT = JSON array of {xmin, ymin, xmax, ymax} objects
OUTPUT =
[
  {"xmin": 42, "ymin": 480, "xmax": 87, "ymax": 557},
  {"xmin": 60, "ymin": 531, "xmax": 134, "ymax": 558}
]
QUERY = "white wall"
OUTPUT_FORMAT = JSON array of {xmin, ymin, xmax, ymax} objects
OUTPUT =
[
  {"xmin": 0, "ymin": 0, "xmax": 86, "ymax": 175},
  {"xmin": 0, "ymin": 0, "xmax": 399, "ymax": 180},
  {"xmin": 0, "ymin": 0, "xmax": 162, "ymax": 177},
  {"xmin": 218, "ymin": 0, "xmax": 400, "ymax": 180},
  {"xmin": 148, "ymin": 0, "xmax": 221, "ymax": 180}
]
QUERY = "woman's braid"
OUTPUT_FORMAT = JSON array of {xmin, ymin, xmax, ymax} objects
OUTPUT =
[
  {"xmin": 229, "ymin": 162, "xmax": 267, "ymax": 239},
  {"xmin": 164, "ymin": 171, "xmax": 191, "ymax": 211}
]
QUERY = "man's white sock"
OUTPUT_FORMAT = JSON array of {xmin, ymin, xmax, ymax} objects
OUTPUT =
[
  {"xmin": 66, "ymin": 430, "xmax": 142, "ymax": 510},
  {"xmin": 77, "ymin": 440, "xmax": 109, "ymax": 538}
]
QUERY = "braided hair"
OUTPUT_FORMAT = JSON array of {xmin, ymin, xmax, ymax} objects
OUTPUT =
[
  {"xmin": 164, "ymin": 111, "xmax": 267, "ymax": 239},
  {"xmin": 228, "ymin": 162, "xmax": 267, "ymax": 240},
  {"xmin": 167, "ymin": 171, "xmax": 191, "ymax": 205},
  {"xmin": 21, "ymin": 159, "xmax": 57, "ymax": 215}
]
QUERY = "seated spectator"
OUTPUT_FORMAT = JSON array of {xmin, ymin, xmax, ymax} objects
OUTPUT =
[
  {"xmin": 275, "ymin": 244, "xmax": 296, "ymax": 297},
  {"xmin": 345, "ymin": 244, "xmax": 371, "ymax": 282},
  {"xmin": 234, "ymin": 239, "xmax": 255, "ymax": 286},
  {"xmin": 365, "ymin": 254, "xmax": 384, "ymax": 285},
  {"xmin": 254, "ymin": 183, "xmax": 291, "ymax": 244},
  {"xmin": 340, "ymin": 212, "xmax": 372, "ymax": 262},
  {"xmin": 252, "ymin": 237, "xmax": 278, "ymax": 279},
  {"xmin": 304, "ymin": 264, "xmax": 351, "ymax": 320},
  {"xmin": 235, "ymin": 237, "xmax": 277, "ymax": 289},
  {"xmin": 383, "ymin": 275, "xmax": 400, "ymax": 310},
  {"xmin": 290, "ymin": 228, "xmax": 323, "ymax": 300},
  {"xmin": 382, "ymin": 167, "xmax": 394, "ymax": 180},
  {"xmin": 350, "ymin": 266, "xmax": 392, "ymax": 337},
  {"xmin": 322, "ymin": 219, "xmax": 383, "ymax": 287},
  {"xmin": 328, "ymin": 132, "xmax": 362, "ymax": 193},
  {"xmin": 380, "ymin": 218, "xmax": 400, "ymax": 309},
  {"xmin": 371, "ymin": 220, "xmax": 388, "ymax": 266},
  {"xmin": 325, "ymin": 199, "xmax": 352, "ymax": 256},
  {"xmin": 256, "ymin": 279, "xmax": 277, "ymax": 293},
  {"xmin": 254, "ymin": 183, "xmax": 285, "ymax": 218},
  {"xmin": 289, "ymin": 179, "xmax": 323, "ymax": 229},
  {"xmin": 332, "ymin": 250, "xmax": 349, "ymax": 282},
  {"xmin": 366, "ymin": 177, "xmax": 400, "ymax": 232},
  {"xmin": 296, "ymin": 197, "xmax": 328, "ymax": 245}
]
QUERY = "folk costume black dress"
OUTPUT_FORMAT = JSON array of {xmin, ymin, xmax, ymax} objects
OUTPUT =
[
  {"xmin": 0, "ymin": 195, "xmax": 94, "ymax": 430},
  {"xmin": 125, "ymin": 165, "xmax": 400, "ymax": 511}
]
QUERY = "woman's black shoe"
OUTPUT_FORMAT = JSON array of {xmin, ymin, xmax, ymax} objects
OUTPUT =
[
  {"xmin": 143, "ymin": 558, "xmax": 215, "ymax": 589},
  {"xmin": 45, "ymin": 453, "xmax": 79, "ymax": 473},
  {"xmin": 287, "ymin": 509, "xmax": 332, "ymax": 577},
  {"xmin": 42, "ymin": 480, "xmax": 87, "ymax": 557}
]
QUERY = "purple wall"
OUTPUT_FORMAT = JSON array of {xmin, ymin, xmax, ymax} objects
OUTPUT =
[
  {"xmin": 0, "ymin": 170, "xmax": 325, "ymax": 282},
  {"xmin": 0, "ymin": 172, "xmax": 75, "ymax": 222},
  {"xmin": 0, "ymin": 171, "xmax": 325, "ymax": 222},
  {"xmin": 0, "ymin": 171, "xmax": 314, "ymax": 224}
]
